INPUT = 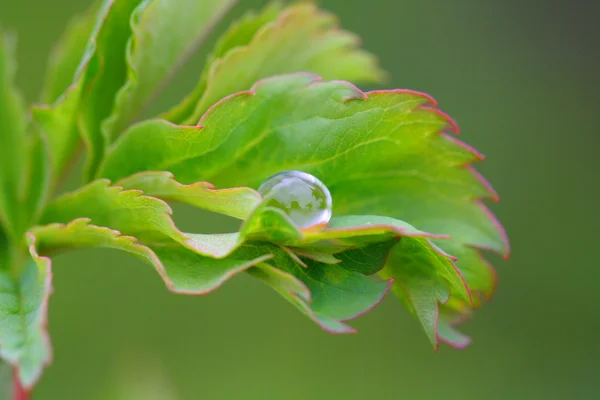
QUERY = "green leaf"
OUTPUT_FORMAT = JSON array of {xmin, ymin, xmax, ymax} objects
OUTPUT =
[
  {"xmin": 163, "ymin": 3, "xmax": 385, "ymax": 125},
  {"xmin": 39, "ymin": 0, "xmax": 100, "ymax": 103},
  {"xmin": 0, "ymin": 31, "xmax": 28, "ymax": 239},
  {"xmin": 249, "ymin": 263, "xmax": 355, "ymax": 333},
  {"xmin": 437, "ymin": 307, "xmax": 471, "ymax": 349},
  {"xmin": 103, "ymin": 0, "xmax": 236, "ymax": 144},
  {"xmin": 379, "ymin": 237, "xmax": 471, "ymax": 350},
  {"xmin": 0, "ymin": 235, "xmax": 52, "ymax": 389},
  {"xmin": 41, "ymin": 179, "xmax": 184, "ymax": 244},
  {"xmin": 32, "ymin": 0, "xmax": 142, "ymax": 183},
  {"xmin": 77, "ymin": 0, "xmax": 144, "ymax": 180},
  {"xmin": 116, "ymin": 171, "xmax": 261, "ymax": 220},
  {"xmin": 332, "ymin": 240, "xmax": 398, "ymax": 275},
  {"xmin": 30, "ymin": 216, "xmax": 388, "ymax": 333},
  {"xmin": 29, "ymin": 219, "xmax": 273, "ymax": 296},
  {"xmin": 303, "ymin": 215, "xmax": 447, "ymax": 245},
  {"xmin": 150, "ymin": 245, "xmax": 272, "ymax": 295},
  {"xmin": 100, "ymin": 73, "xmax": 508, "ymax": 341},
  {"xmin": 163, "ymin": 1, "xmax": 283, "ymax": 123},
  {"xmin": 40, "ymin": 179, "xmax": 263, "ymax": 260},
  {"xmin": 249, "ymin": 246, "xmax": 390, "ymax": 334},
  {"xmin": 22, "ymin": 129, "xmax": 51, "ymax": 230},
  {"xmin": 182, "ymin": 196, "xmax": 443, "ymax": 261}
]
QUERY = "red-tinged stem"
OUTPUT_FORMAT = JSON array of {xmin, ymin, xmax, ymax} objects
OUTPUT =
[{"xmin": 13, "ymin": 370, "xmax": 29, "ymax": 400}]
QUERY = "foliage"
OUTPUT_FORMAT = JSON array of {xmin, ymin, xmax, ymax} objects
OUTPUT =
[{"xmin": 0, "ymin": 0, "xmax": 508, "ymax": 394}]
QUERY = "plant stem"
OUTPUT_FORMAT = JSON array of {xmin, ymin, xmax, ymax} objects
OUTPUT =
[{"xmin": 13, "ymin": 370, "xmax": 29, "ymax": 400}]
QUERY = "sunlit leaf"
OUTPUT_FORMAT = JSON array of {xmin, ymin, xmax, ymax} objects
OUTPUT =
[
  {"xmin": 103, "ymin": 0, "xmax": 237, "ymax": 142},
  {"xmin": 101, "ymin": 73, "xmax": 507, "ymax": 342},
  {"xmin": 39, "ymin": 179, "xmax": 267, "ymax": 264},
  {"xmin": 32, "ymin": 0, "xmax": 141, "ymax": 183},
  {"xmin": 116, "ymin": 171, "xmax": 261, "ymax": 220},
  {"xmin": 30, "ymin": 219, "xmax": 272, "ymax": 295},
  {"xmin": 164, "ymin": 3, "xmax": 385, "ymax": 124}
]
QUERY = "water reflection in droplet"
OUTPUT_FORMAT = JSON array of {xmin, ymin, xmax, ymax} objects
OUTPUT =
[{"xmin": 258, "ymin": 171, "xmax": 332, "ymax": 229}]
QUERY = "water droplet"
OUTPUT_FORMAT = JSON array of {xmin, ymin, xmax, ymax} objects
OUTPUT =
[{"xmin": 258, "ymin": 171, "xmax": 332, "ymax": 229}]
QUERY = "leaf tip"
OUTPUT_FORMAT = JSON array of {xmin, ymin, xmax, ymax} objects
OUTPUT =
[{"xmin": 475, "ymin": 200, "xmax": 511, "ymax": 259}]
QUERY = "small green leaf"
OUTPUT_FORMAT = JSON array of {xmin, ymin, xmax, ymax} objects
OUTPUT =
[
  {"xmin": 150, "ymin": 245, "xmax": 272, "ymax": 295},
  {"xmin": 41, "ymin": 179, "xmax": 183, "ymax": 244},
  {"xmin": 163, "ymin": 1, "xmax": 283, "ymax": 123},
  {"xmin": 291, "ymin": 257, "xmax": 390, "ymax": 324},
  {"xmin": 0, "ymin": 235, "xmax": 52, "ymax": 389},
  {"xmin": 304, "ymin": 215, "xmax": 447, "ymax": 245},
  {"xmin": 29, "ymin": 219, "xmax": 273, "ymax": 295},
  {"xmin": 32, "ymin": 0, "xmax": 141, "ymax": 183},
  {"xmin": 163, "ymin": 3, "xmax": 385, "ymax": 124},
  {"xmin": 31, "ymin": 219, "xmax": 158, "ymax": 262},
  {"xmin": 116, "ymin": 171, "xmax": 261, "ymax": 220},
  {"xmin": 249, "ymin": 246, "xmax": 390, "ymax": 333},
  {"xmin": 39, "ymin": 0, "xmax": 100, "ymax": 103},
  {"xmin": 437, "ymin": 308, "xmax": 471, "ymax": 349},
  {"xmin": 77, "ymin": 0, "xmax": 144, "ymax": 180},
  {"xmin": 240, "ymin": 205, "xmax": 303, "ymax": 244},
  {"xmin": 379, "ymin": 237, "xmax": 470, "ymax": 350},
  {"xmin": 0, "ymin": 31, "xmax": 28, "ymax": 239},
  {"xmin": 249, "ymin": 263, "xmax": 357, "ymax": 333},
  {"xmin": 40, "ymin": 179, "xmax": 264, "ymax": 260},
  {"xmin": 103, "ymin": 0, "xmax": 237, "ymax": 142},
  {"xmin": 31, "ymin": 91, "xmax": 80, "ymax": 184},
  {"xmin": 22, "ymin": 129, "xmax": 51, "ymax": 229}
]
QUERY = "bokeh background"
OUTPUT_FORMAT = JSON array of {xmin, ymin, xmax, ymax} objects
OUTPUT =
[{"xmin": 1, "ymin": 0, "xmax": 599, "ymax": 398}]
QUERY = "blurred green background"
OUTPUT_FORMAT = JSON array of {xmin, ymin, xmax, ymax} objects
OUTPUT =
[{"xmin": 1, "ymin": 0, "xmax": 599, "ymax": 398}]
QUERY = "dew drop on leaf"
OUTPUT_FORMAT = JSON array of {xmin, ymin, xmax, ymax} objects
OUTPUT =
[{"xmin": 258, "ymin": 171, "xmax": 332, "ymax": 229}]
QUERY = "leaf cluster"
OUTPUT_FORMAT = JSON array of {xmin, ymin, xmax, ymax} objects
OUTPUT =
[{"xmin": 0, "ymin": 0, "xmax": 508, "ymax": 391}]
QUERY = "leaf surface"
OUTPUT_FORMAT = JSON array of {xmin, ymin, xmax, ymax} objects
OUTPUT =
[
  {"xmin": 40, "ymin": 0, "xmax": 100, "ymax": 103},
  {"xmin": 163, "ymin": 3, "xmax": 385, "ymax": 124},
  {"xmin": 22, "ymin": 129, "xmax": 51, "ymax": 230},
  {"xmin": 248, "ymin": 245, "xmax": 391, "ymax": 334},
  {"xmin": 0, "ymin": 31, "xmax": 27, "ymax": 238},
  {"xmin": 30, "ymin": 216, "xmax": 390, "ymax": 334},
  {"xmin": 379, "ymin": 237, "xmax": 470, "ymax": 349},
  {"xmin": 40, "ymin": 180, "xmax": 272, "ymax": 270},
  {"xmin": 30, "ymin": 219, "xmax": 272, "ymax": 295},
  {"xmin": 116, "ymin": 171, "xmax": 261, "ymax": 220},
  {"xmin": 77, "ymin": 0, "xmax": 143, "ymax": 180},
  {"xmin": 103, "ymin": 0, "xmax": 237, "ymax": 142},
  {"xmin": 41, "ymin": 179, "xmax": 183, "ymax": 244},
  {"xmin": 32, "ymin": 0, "xmax": 142, "ymax": 183},
  {"xmin": 101, "ymin": 73, "xmax": 507, "ymax": 343},
  {"xmin": 0, "ymin": 236, "xmax": 52, "ymax": 389}
]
